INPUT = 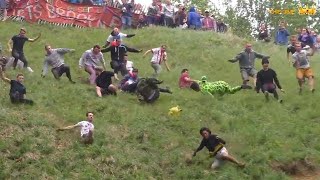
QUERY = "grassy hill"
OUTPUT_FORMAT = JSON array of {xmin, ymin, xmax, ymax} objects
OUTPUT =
[{"xmin": 0, "ymin": 21, "xmax": 320, "ymax": 179}]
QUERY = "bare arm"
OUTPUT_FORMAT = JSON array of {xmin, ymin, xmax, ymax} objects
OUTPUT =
[
  {"xmin": 164, "ymin": 60, "xmax": 170, "ymax": 71},
  {"xmin": 0, "ymin": 67, "xmax": 11, "ymax": 84},
  {"xmin": 28, "ymin": 33, "xmax": 41, "ymax": 42},
  {"xmin": 143, "ymin": 49, "xmax": 152, "ymax": 57},
  {"xmin": 57, "ymin": 124, "xmax": 78, "ymax": 131},
  {"xmin": 7, "ymin": 39, "xmax": 13, "ymax": 52}
]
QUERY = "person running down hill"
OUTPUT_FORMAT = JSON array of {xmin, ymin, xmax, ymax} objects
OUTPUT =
[
  {"xmin": 256, "ymin": 57, "xmax": 284, "ymax": 103},
  {"xmin": 228, "ymin": 43, "xmax": 269, "ymax": 89}
]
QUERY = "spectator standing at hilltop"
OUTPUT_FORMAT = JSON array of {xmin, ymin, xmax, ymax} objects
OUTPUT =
[
  {"xmin": 162, "ymin": 0, "xmax": 175, "ymax": 28},
  {"xmin": 274, "ymin": 22, "xmax": 290, "ymax": 45},
  {"xmin": 258, "ymin": 23, "xmax": 270, "ymax": 42},
  {"xmin": 202, "ymin": 10, "xmax": 216, "ymax": 31},
  {"xmin": 146, "ymin": 0, "xmax": 160, "ymax": 27},
  {"xmin": 120, "ymin": 0, "xmax": 134, "ymax": 30},
  {"xmin": 187, "ymin": 6, "xmax": 201, "ymax": 30},
  {"xmin": 0, "ymin": 0, "xmax": 8, "ymax": 21},
  {"xmin": 174, "ymin": 4, "xmax": 187, "ymax": 28}
]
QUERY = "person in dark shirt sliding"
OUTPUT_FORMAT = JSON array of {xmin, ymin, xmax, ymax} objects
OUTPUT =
[
  {"xmin": 0, "ymin": 66, "xmax": 33, "ymax": 105},
  {"xmin": 193, "ymin": 127, "xmax": 245, "ymax": 169},
  {"xmin": 95, "ymin": 67, "xmax": 117, "ymax": 97},
  {"xmin": 256, "ymin": 57, "xmax": 284, "ymax": 103},
  {"xmin": 7, "ymin": 28, "xmax": 41, "ymax": 72}
]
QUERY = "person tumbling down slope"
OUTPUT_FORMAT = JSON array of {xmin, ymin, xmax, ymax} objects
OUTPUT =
[
  {"xmin": 103, "ymin": 27, "xmax": 136, "ymax": 48},
  {"xmin": 198, "ymin": 76, "xmax": 243, "ymax": 97},
  {"xmin": 57, "ymin": 112, "xmax": 95, "ymax": 145},
  {"xmin": 228, "ymin": 43, "xmax": 269, "ymax": 89},
  {"xmin": 0, "ymin": 67, "xmax": 34, "ymax": 105},
  {"xmin": 41, "ymin": 44, "xmax": 76, "ymax": 83},
  {"xmin": 193, "ymin": 127, "xmax": 245, "ymax": 170}
]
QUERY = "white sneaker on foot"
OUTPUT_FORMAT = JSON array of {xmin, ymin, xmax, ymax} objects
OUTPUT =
[{"xmin": 27, "ymin": 67, "xmax": 34, "ymax": 72}]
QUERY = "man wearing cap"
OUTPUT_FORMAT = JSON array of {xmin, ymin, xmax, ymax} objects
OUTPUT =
[
  {"xmin": 202, "ymin": 10, "xmax": 216, "ymax": 31},
  {"xmin": 7, "ymin": 28, "xmax": 41, "ymax": 72},
  {"xmin": 228, "ymin": 43, "xmax": 269, "ymax": 89},
  {"xmin": 256, "ymin": 57, "xmax": 284, "ymax": 103}
]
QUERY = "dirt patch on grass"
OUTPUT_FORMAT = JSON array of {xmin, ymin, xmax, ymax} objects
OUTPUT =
[{"xmin": 271, "ymin": 159, "xmax": 319, "ymax": 179}]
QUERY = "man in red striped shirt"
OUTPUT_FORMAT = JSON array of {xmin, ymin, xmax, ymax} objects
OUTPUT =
[{"xmin": 143, "ymin": 45, "xmax": 170, "ymax": 77}]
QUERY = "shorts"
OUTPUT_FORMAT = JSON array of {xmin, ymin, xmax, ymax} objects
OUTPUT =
[
  {"xmin": 0, "ymin": 0, "xmax": 7, "ymax": 9},
  {"xmin": 240, "ymin": 68, "xmax": 257, "ymax": 81},
  {"xmin": 296, "ymin": 68, "xmax": 313, "ymax": 79},
  {"xmin": 81, "ymin": 132, "xmax": 93, "ymax": 144},
  {"xmin": 211, "ymin": 147, "xmax": 228, "ymax": 169}
]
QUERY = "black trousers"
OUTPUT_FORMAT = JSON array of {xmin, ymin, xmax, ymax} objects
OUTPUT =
[
  {"xmin": 51, "ymin": 64, "xmax": 73, "ymax": 81},
  {"xmin": 110, "ymin": 60, "xmax": 128, "ymax": 76},
  {"xmin": 12, "ymin": 50, "xmax": 28, "ymax": 68},
  {"xmin": 10, "ymin": 96, "xmax": 34, "ymax": 105}
]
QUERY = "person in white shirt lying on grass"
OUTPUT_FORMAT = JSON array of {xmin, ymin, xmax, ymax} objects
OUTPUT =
[{"xmin": 57, "ymin": 112, "xmax": 95, "ymax": 145}]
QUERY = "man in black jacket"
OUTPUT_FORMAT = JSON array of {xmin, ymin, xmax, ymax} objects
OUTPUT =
[
  {"xmin": 193, "ymin": 127, "xmax": 245, "ymax": 169},
  {"xmin": 101, "ymin": 38, "xmax": 142, "ymax": 76}
]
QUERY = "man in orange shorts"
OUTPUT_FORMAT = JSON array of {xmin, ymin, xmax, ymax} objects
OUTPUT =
[{"xmin": 292, "ymin": 42, "xmax": 315, "ymax": 94}]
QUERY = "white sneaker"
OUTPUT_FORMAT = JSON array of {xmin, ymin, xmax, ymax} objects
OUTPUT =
[{"xmin": 27, "ymin": 67, "xmax": 34, "ymax": 72}]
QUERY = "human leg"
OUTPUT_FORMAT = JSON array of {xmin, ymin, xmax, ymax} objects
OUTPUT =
[
  {"xmin": 216, "ymin": 147, "xmax": 245, "ymax": 168},
  {"xmin": 305, "ymin": 68, "xmax": 315, "ymax": 92},
  {"xmin": 96, "ymin": 86, "xmax": 103, "ymax": 97},
  {"xmin": 296, "ymin": 69, "xmax": 304, "ymax": 94},
  {"xmin": 240, "ymin": 69, "xmax": 252, "ymax": 89},
  {"xmin": 61, "ymin": 64, "xmax": 75, "ymax": 83},
  {"xmin": 85, "ymin": 65, "xmax": 96, "ymax": 85},
  {"xmin": 151, "ymin": 63, "xmax": 162, "ymax": 77}
]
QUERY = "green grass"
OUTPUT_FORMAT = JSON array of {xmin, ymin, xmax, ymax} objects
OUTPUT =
[{"xmin": 0, "ymin": 21, "xmax": 320, "ymax": 179}]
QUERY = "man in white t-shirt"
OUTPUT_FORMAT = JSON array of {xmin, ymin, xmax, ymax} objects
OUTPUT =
[
  {"xmin": 124, "ymin": 54, "xmax": 134, "ymax": 73},
  {"xmin": 143, "ymin": 45, "xmax": 170, "ymax": 77},
  {"xmin": 57, "ymin": 112, "xmax": 95, "ymax": 144},
  {"xmin": 103, "ymin": 27, "xmax": 136, "ymax": 47}
]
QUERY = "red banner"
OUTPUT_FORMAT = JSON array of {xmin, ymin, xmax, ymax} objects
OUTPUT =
[{"xmin": 7, "ymin": 0, "xmax": 140, "ymax": 28}]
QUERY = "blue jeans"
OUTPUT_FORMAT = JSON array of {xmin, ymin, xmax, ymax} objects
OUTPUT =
[{"xmin": 121, "ymin": 16, "xmax": 132, "ymax": 29}]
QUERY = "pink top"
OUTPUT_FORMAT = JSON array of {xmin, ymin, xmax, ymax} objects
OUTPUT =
[{"xmin": 179, "ymin": 72, "xmax": 192, "ymax": 88}]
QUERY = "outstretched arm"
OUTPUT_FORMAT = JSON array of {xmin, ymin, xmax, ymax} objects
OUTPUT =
[
  {"xmin": 254, "ymin": 51, "xmax": 268, "ymax": 59},
  {"xmin": 143, "ymin": 49, "xmax": 152, "ymax": 57},
  {"xmin": 193, "ymin": 140, "xmax": 205, "ymax": 157},
  {"xmin": 228, "ymin": 53, "xmax": 242, "ymax": 63},
  {"xmin": 56, "ymin": 48, "xmax": 75, "ymax": 55},
  {"xmin": 126, "ymin": 34, "xmax": 135, "ymax": 38},
  {"xmin": 0, "ymin": 66, "xmax": 11, "ymax": 84},
  {"xmin": 57, "ymin": 124, "xmax": 79, "ymax": 131},
  {"xmin": 126, "ymin": 46, "xmax": 142, "ymax": 53},
  {"xmin": 7, "ymin": 39, "xmax": 13, "ymax": 52},
  {"xmin": 28, "ymin": 33, "xmax": 41, "ymax": 42}
]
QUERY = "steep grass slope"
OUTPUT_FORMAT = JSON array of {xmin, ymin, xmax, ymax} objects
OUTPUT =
[{"xmin": 0, "ymin": 22, "xmax": 320, "ymax": 179}]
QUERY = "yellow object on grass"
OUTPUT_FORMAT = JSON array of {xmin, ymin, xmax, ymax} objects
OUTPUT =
[{"xmin": 168, "ymin": 106, "xmax": 182, "ymax": 116}]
